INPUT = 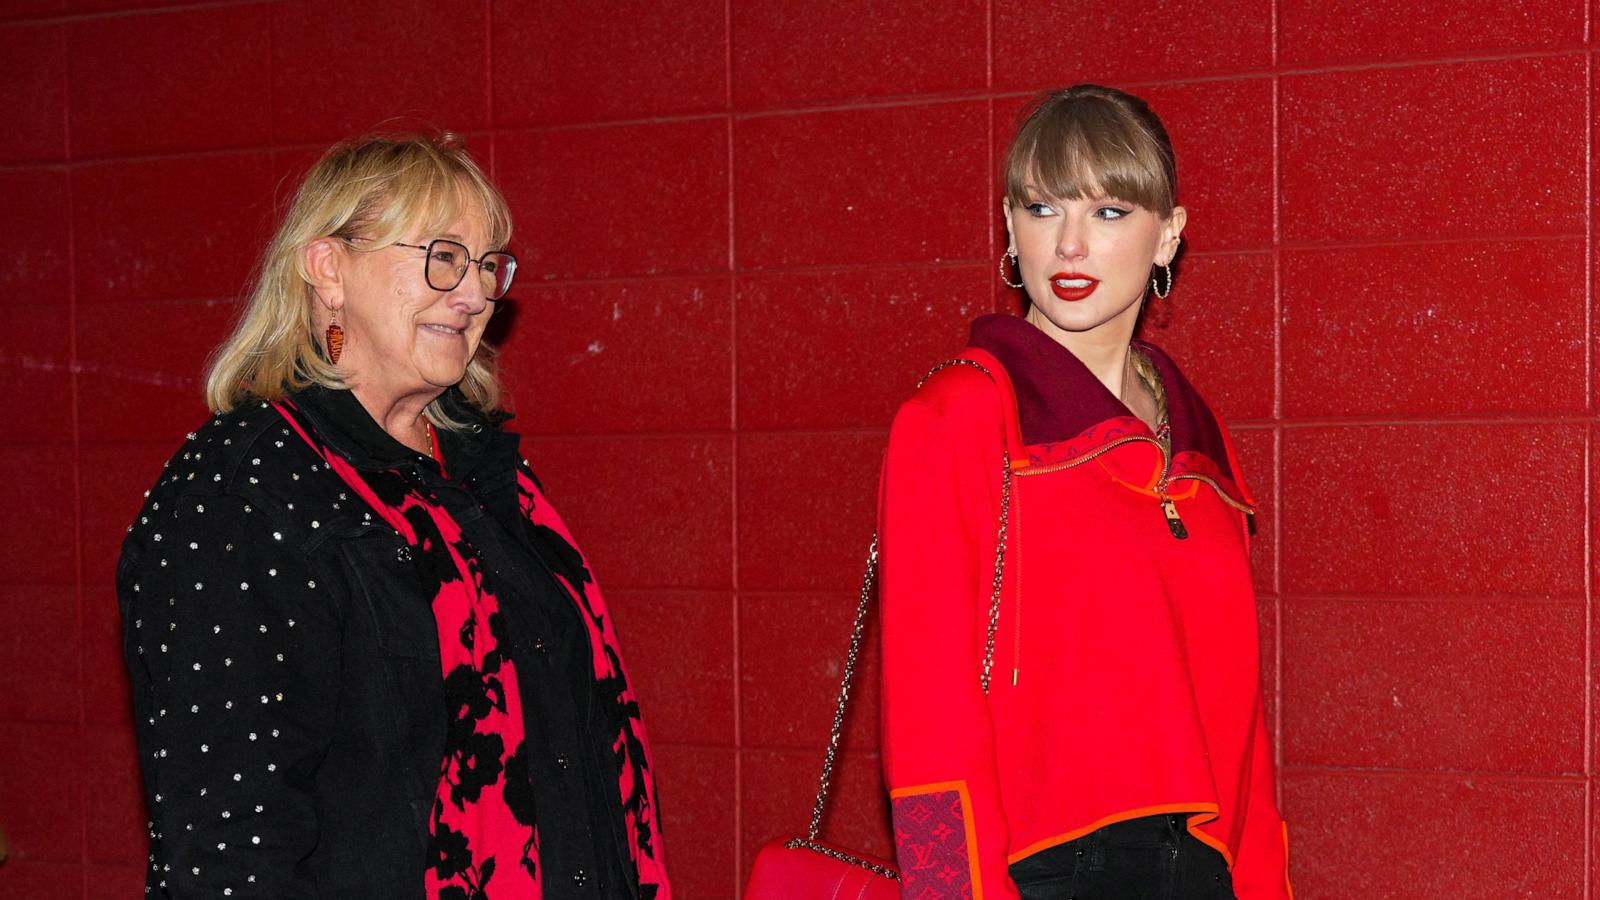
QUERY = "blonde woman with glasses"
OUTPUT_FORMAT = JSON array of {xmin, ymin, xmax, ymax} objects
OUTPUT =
[{"xmin": 117, "ymin": 133, "xmax": 671, "ymax": 899}]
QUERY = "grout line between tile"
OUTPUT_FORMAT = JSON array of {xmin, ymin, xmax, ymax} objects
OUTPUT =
[
  {"xmin": 1586, "ymin": 426, "xmax": 1595, "ymax": 899},
  {"xmin": 1, "ymin": 0, "xmax": 267, "ymax": 27},
  {"xmin": 265, "ymin": 1, "xmax": 275, "ymax": 148},
  {"xmin": 1276, "ymin": 592, "xmax": 1588, "ymax": 606},
  {"xmin": 1275, "ymin": 232, "xmax": 1588, "ymax": 252},
  {"xmin": 1272, "ymin": 420, "xmax": 1284, "ymax": 776},
  {"xmin": 1266, "ymin": 45, "xmax": 1587, "ymax": 77},
  {"xmin": 482, "ymin": 0, "xmax": 493, "ymax": 136},
  {"xmin": 731, "ymin": 587, "xmax": 1587, "ymax": 605},
  {"xmin": 73, "ymin": 295, "xmax": 243, "ymax": 310},
  {"xmin": 1274, "ymin": 414, "xmax": 1597, "ymax": 427},
  {"xmin": 1281, "ymin": 763, "xmax": 1589, "ymax": 783},
  {"xmin": 985, "ymin": 0, "xmax": 995, "ymax": 277},
  {"xmin": 985, "ymin": 0, "xmax": 994, "ymax": 94},
  {"xmin": 511, "ymin": 415, "xmax": 1596, "ymax": 442},
  {"xmin": 1269, "ymin": 42, "xmax": 1286, "ymax": 800},
  {"xmin": 260, "ymin": 230, "xmax": 1569, "ymax": 294},
  {"xmin": 1589, "ymin": 49, "xmax": 1596, "ymax": 421},
  {"xmin": 1585, "ymin": 49, "xmax": 1595, "ymax": 900},
  {"xmin": 1270, "ymin": 0, "xmax": 1279, "ymax": 70},
  {"xmin": 63, "ymin": 16, "xmax": 91, "ymax": 889},
  {"xmin": 520, "ymin": 426, "xmax": 885, "ymax": 442},
  {"xmin": 725, "ymin": 0, "xmax": 742, "ymax": 890},
  {"xmin": 605, "ymin": 587, "xmax": 740, "ymax": 601},
  {"xmin": 0, "ymin": 579, "xmax": 92, "ymax": 591},
  {"xmin": 4, "ymin": 144, "xmax": 277, "ymax": 173},
  {"xmin": 526, "ymin": 260, "xmax": 991, "ymax": 286},
  {"xmin": 650, "ymin": 739, "xmax": 746, "ymax": 752}
]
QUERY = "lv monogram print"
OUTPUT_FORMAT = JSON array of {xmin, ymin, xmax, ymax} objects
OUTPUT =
[{"xmin": 892, "ymin": 787, "xmax": 975, "ymax": 900}]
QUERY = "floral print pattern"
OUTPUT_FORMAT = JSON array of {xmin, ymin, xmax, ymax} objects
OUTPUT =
[
  {"xmin": 517, "ymin": 474, "xmax": 669, "ymax": 897},
  {"xmin": 276, "ymin": 411, "xmax": 540, "ymax": 898}
]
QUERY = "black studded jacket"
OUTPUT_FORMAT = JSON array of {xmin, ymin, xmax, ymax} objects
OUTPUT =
[{"xmin": 117, "ymin": 386, "xmax": 670, "ymax": 899}]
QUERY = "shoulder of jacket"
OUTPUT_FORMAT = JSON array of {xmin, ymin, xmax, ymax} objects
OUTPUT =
[
  {"xmin": 129, "ymin": 404, "xmax": 329, "ymax": 544},
  {"xmin": 140, "ymin": 405, "xmax": 278, "ymax": 495},
  {"xmin": 900, "ymin": 359, "xmax": 1008, "ymax": 425}
]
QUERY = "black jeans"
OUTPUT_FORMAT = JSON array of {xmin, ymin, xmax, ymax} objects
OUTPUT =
[{"xmin": 1008, "ymin": 814, "xmax": 1236, "ymax": 900}]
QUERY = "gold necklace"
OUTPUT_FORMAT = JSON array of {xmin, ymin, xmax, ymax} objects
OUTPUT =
[{"xmin": 421, "ymin": 419, "xmax": 439, "ymax": 461}]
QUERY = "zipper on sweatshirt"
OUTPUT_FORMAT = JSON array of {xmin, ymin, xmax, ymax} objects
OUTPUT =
[
  {"xmin": 1157, "ymin": 490, "xmax": 1188, "ymax": 540},
  {"xmin": 1017, "ymin": 435, "xmax": 1253, "ymax": 538},
  {"xmin": 1153, "ymin": 421, "xmax": 1188, "ymax": 540},
  {"xmin": 1001, "ymin": 432, "xmax": 1256, "ymax": 686},
  {"xmin": 1153, "ymin": 442, "xmax": 1188, "ymax": 540},
  {"xmin": 1168, "ymin": 472, "xmax": 1256, "ymax": 514}
]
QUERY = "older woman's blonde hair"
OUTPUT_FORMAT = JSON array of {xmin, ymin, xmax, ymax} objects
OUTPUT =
[
  {"xmin": 204, "ymin": 132, "xmax": 512, "ymax": 428},
  {"xmin": 1003, "ymin": 84, "xmax": 1177, "ymax": 217}
]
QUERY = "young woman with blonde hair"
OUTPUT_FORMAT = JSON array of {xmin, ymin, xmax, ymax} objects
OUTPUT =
[{"xmin": 879, "ymin": 85, "xmax": 1291, "ymax": 900}]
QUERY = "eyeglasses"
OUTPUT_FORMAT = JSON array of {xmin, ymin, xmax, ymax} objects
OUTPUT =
[{"xmin": 392, "ymin": 239, "xmax": 518, "ymax": 301}]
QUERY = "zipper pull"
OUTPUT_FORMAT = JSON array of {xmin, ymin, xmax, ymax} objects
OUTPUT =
[{"xmin": 1159, "ymin": 493, "xmax": 1189, "ymax": 540}]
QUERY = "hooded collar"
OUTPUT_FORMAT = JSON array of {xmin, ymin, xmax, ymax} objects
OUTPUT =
[
  {"xmin": 285, "ymin": 383, "xmax": 518, "ymax": 484},
  {"xmin": 966, "ymin": 313, "xmax": 1243, "ymax": 496}
]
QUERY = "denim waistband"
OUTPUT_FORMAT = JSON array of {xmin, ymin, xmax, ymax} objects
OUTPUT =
[
  {"xmin": 1012, "ymin": 813, "xmax": 1206, "ymax": 875},
  {"xmin": 1077, "ymin": 814, "xmax": 1189, "ymax": 847}
]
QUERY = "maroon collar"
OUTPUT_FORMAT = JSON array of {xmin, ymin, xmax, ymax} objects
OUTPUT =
[{"xmin": 965, "ymin": 314, "xmax": 1240, "ymax": 489}]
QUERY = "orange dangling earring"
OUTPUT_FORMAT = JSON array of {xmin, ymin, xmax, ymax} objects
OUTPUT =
[{"xmin": 325, "ymin": 311, "xmax": 345, "ymax": 364}]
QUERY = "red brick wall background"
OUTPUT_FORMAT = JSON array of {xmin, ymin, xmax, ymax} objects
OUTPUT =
[{"xmin": 0, "ymin": 1, "xmax": 1593, "ymax": 897}]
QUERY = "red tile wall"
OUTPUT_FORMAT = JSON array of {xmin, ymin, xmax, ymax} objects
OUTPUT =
[{"xmin": 0, "ymin": 2, "xmax": 1591, "ymax": 898}]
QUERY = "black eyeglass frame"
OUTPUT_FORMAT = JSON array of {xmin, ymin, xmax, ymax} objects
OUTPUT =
[{"xmin": 391, "ymin": 239, "xmax": 518, "ymax": 301}]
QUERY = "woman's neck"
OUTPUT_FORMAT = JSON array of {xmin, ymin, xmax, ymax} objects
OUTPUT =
[
  {"xmin": 1024, "ymin": 305, "xmax": 1136, "ymax": 400},
  {"xmin": 349, "ymin": 384, "xmax": 439, "ymax": 456}
]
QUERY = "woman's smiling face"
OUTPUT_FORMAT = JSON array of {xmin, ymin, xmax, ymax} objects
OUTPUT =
[
  {"xmin": 330, "ymin": 209, "xmax": 497, "ymax": 407},
  {"xmin": 1004, "ymin": 185, "xmax": 1184, "ymax": 341}
]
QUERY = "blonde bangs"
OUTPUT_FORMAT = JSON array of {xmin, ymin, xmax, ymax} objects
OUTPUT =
[
  {"xmin": 1003, "ymin": 86, "xmax": 1177, "ymax": 216},
  {"xmin": 337, "ymin": 150, "xmax": 512, "ymax": 252},
  {"xmin": 205, "ymin": 132, "xmax": 511, "ymax": 428}
]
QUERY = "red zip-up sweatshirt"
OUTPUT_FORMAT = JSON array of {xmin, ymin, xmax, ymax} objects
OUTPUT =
[{"xmin": 879, "ymin": 315, "xmax": 1291, "ymax": 900}]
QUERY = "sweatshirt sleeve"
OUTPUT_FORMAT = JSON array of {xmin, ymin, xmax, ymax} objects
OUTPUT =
[
  {"xmin": 118, "ymin": 493, "xmax": 341, "ymax": 899},
  {"xmin": 1230, "ymin": 694, "xmax": 1293, "ymax": 899},
  {"xmin": 879, "ymin": 397, "xmax": 1019, "ymax": 900}
]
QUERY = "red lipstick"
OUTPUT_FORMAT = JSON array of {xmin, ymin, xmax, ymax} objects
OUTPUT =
[{"xmin": 1048, "ymin": 272, "xmax": 1099, "ymax": 302}]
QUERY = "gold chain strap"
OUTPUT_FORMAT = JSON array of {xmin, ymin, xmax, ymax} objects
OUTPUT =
[
  {"xmin": 805, "ymin": 535, "xmax": 881, "ymax": 846},
  {"xmin": 800, "ymin": 358, "xmax": 1014, "ymax": 873},
  {"xmin": 980, "ymin": 454, "xmax": 1013, "ymax": 694},
  {"xmin": 783, "ymin": 837, "xmax": 903, "ymax": 880},
  {"xmin": 917, "ymin": 357, "xmax": 1013, "ymax": 693}
]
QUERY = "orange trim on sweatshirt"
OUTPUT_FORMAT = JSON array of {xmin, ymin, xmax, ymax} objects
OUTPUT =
[
  {"xmin": 888, "ymin": 780, "xmax": 987, "ymax": 900},
  {"xmin": 1006, "ymin": 802, "xmax": 1223, "ymax": 864},
  {"xmin": 1096, "ymin": 452, "xmax": 1203, "ymax": 500},
  {"xmin": 1283, "ymin": 821, "xmax": 1295, "ymax": 899},
  {"xmin": 1188, "ymin": 821, "xmax": 1235, "ymax": 869}
]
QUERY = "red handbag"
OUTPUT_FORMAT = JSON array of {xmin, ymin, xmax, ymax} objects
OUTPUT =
[
  {"xmin": 744, "ymin": 835, "xmax": 900, "ymax": 900},
  {"xmin": 743, "ymin": 359, "xmax": 1017, "ymax": 900}
]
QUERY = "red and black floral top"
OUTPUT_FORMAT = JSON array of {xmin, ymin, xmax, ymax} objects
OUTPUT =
[
  {"xmin": 119, "ymin": 385, "xmax": 671, "ymax": 899},
  {"xmin": 288, "ymin": 424, "xmax": 543, "ymax": 897}
]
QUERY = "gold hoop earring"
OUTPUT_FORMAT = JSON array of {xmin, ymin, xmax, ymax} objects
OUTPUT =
[
  {"xmin": 998, "ymin": 249, "xmax": 1024, "ymax": 289},
  {"xmin": 1150, "ymin": 262, "xmax": 1174, "ymax": 299}
]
